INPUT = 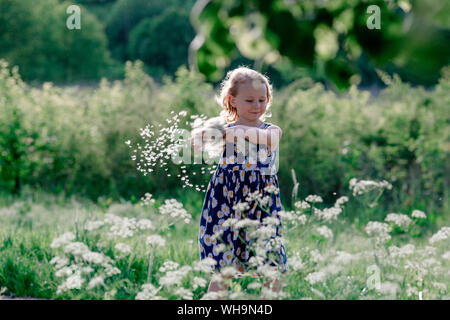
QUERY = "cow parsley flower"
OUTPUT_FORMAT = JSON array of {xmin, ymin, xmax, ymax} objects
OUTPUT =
[
  {"xmin": 317, "ymin": 226, "xmax": 333, "ymax": 239},
  {"xmin": 305, "ymin": 271, "xmax": 327, "ymax": 285},
  {"xmin": 384, "ymin": 213, "xmax": 412, "ymax": 229},
  {"xmin": 192, "ymin": 277, "xmax": 207, "ymax": 290},
  {"xmin": 349, "ymin": 178, "xmax": 392, "ymax": 196},
  {"xmin": 411, "ymin": 210, "xmax": 426, "ymax": 219},
  {"xmin": 115, "ymin": 243, "xmax": 132, "ymax": 255},
  {"xmin": 146, "ymin": 235, "xmax": 166, "ymax": 247},
  {"xmin": 87, "ymin": 276, "xmax": 105, "ymax": 290},
  {"xmin": 50, "ymin": 232, "xmax": 76, "ymax": 249},
  {"xmin": 429, "ymin": 227, "xmax": 450, "ymax": 244},
  {"xmin": 159, "ymin": 260, "xmax": 180, "ymax": 273},
  {"xmin": 305, "ymin": 195, "xmax": 323, "ymax": 203}
]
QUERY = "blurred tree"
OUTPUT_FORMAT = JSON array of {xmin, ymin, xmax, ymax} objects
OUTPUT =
[
  {"xmin": 188, "ymin": 0, "xmax": 450, "ymax": 89},
  {"xmin": 0, "ymin": 0, "xmax": 113, "ymax": 82},
  {"xmin": 128, "ymin": 8, "xmax": 196, "ymax": 77},
  {"xmin": 105, "ymin": 0, "xmax": 195, "ymax": 61}
]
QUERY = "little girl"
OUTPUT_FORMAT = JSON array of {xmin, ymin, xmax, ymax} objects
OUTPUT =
[{"xmin": 197, "ymin": 66, "xmax": 288, "ymax": 297}]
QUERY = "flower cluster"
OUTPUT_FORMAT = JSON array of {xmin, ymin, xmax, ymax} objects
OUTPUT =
[
  {"xmin": 364, "ymin": 221, "xmax": 392, "ymax": 246},
  {"xmin": 50, "ymin": 233, "xmax": 120, "ymax": 295},
  {"xmin": 349, "ymin": 178, "xmax": 392, "ymax": 196},
  {"xmin": 316, "ymin": 226, "xmax": 333, "ymax": 239},
  {"xmin": 384, "ymin": 213, "xmax": 413, "ymax": 230},
  {"xmin": 158, "ymin": 199, "xmax": 192, "ymax": 224},
  {"xmin": 429, "ymin": 226, "xmax": 450, "ymax": 245},
  {"xmin": 140, "ymin": 193, "xmax": 156, "ymax": 206}
]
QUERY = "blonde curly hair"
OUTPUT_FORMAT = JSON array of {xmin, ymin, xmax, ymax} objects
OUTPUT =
[{"xmin": 215, "ymin": 66, "xmax": 273, "ymax": 123}]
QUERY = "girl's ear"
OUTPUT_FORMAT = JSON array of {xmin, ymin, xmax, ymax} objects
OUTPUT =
[{"xmin": 229, "ymin": 95, "xmax": 236, "ymax": 108}]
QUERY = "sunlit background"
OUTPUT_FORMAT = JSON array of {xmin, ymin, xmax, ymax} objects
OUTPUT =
[{"xmin": 0, "ymin": 0, "xmax": 449, "ymax": 300}]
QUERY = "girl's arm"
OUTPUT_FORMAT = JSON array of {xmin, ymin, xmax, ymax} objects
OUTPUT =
[{"xmin": 223, "ymin": 125, "xmax": 282, "ymax": 150}]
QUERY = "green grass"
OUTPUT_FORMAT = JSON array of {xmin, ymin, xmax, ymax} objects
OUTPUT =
[{"xmin": 0, "ymin": 186, "xmax": 449, "ymax": 300}]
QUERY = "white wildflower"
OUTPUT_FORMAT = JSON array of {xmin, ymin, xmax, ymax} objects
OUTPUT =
[
  {"xmin": 442, "ymin": 251, "xmax": 450, "ymax": 260},
  {"xmin": 221, "ymin": 266, "xmax": 238, "ymax": 277},
  {"xmin": 57, "ymin": 272, "xmax": 84, "ymax": 294},
  {"xmin": 235, "ymin": 218, "xmax": 260, "ymax": 229},
  {"xmin": 55, "ymin": 266, "xmax": 74, "ymax": 278},
  {"xmin": 411, "ymin": 210, "xmax": 426, "ymax": 219},
  {"xmin": 379, "ymin": 281, "xmax": 400, "ymax": 298},
  {"xmin": 257, "ymin": 264, "xmax": 280, "ymax": 281},
  {"xmin": 50, "ymin": 232, "xmax": 76, "ymax": 249},
  {"xmin": 317, "ymin": 226, "xmax": 333, "ymax": 239},
  {"xmin": 247, "ymin": 282, "xmax": 262, "ymax": 290},
  {"xmin": 140, "ymin": 193, "xmax": 156, "ymax": 206},
  {"xmin": 429, "ymin": 227, "xmax": 450, "ymax": 244},
  {"xmin": 294, "ymin": 201, "xmax": 310, "ymax": 210},
  {"xmin": 159, "ymin": 266, "xmax": 192, "ymax": 287},
  {"xmin": 365, "ymin": 221, "xmax": 391, "ymax": 236},
  {"xmin": 314, "ymin": 206, "xmax": 342, "ymax": 222},
  {"xmin": 332, "ymin": 251, "xmax": 354, "ymax": 265},
  {"xmin": 193, "ymin": 258, "xmax": 217, "ymax": 273},
  {"xmin": 146, "ymin": 235, "xmax": 166, "ymax": 247},
  {"xmin": 305, "ymin": 271, "xmax": 327, "ymax": 285},
  {"xmin": 115, "ymin": 243, "xmax": 132, "ymax": 255},
  {"xmin": 50, "ymin": 256, "xmax": 69, "ymax": 270},
  {"xmin": 78, "ymin": 266, "xmax": 93, "ymax": 276},
  {"xmin": 104, "ymin": 264, "xmax": 121, "ymax": 277},
  {"xmin": 159, "ymin": 199, "xmax": 191, "ymax": 222},
  {"xmin": 192, "ymin": 277, "xmax": 207, "ymax": 290},
  {"xmin": 135, "ymin": 283, "xmax": 161, "ymax": 300},
  {"xmin": 64, "ymin": 242, "xmax": 90, "ymax": 256},
  {"xmin": 159, "ymin": 261, "xmax": 180, "ymax": 273},
  {"xmin": 389, "ymin": 244, "xmax": 415, "ymax": 259},
  {"xmin": 384, "ymin": 213, "xmax": 412, "ymax": 229},
  {"xmin": 104, "ymin": 214, "xmax": 137, "ymax": 238},
  {"xmin": 84, "ymin": 220, "xmax": 105, "ymax": 231},
  {"xmin": 246, "ymin": 191, "xmax": 262, "ymax": 202},
  {"xmin": 233, "ymin": 202, "xmax": 250, "ymax": 211},
  {"xmin": 297, "ymin": 214, "xmax": 307, "ymax": 225},
  {"xmin": 222, "ymin": 218, "xmax": 238, "ymax": 228},
  {"xmin": 262, "ymin": 216, "xmax": 280, "ymax": 226},
  {"xmin": 264, "ymin": 185, "xmax": 280, "ymax": 195},
  {"xmin": 200, "ymin": 291, "xmax": 227, "ymax": 300},
  {"xmin": 137, "ymin": 219, "xmax": 154, "ymax": 230},
  {"xmin": 305, "ymin": 195, "xmax": 323, "ymax": 203},
  {"xmin": 349, "ymin": 178, "xmax": 392, "ymax": 196},
  {"xmin": 310, "ymin": 249, "xmax": 325, "ymax": 263},
  {"xmin": 334, "ymin": 196, "xmax": 349, "ymax": 208},
  {"xmin": 82, "ymin": 251, "xmax": 106, "ymax": 265},
  {"xmin": 289, "ymin": 255, "xmax": 304, "ymax": 271},
  {"xmin": 249, "ymin": 225, "xmax": 277, "ymax": 239},
  {"xmin": 87, "ymin": 276, "xmax": 105, "ymax": 290}
]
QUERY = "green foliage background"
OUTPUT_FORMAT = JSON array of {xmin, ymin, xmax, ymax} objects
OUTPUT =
[{"xmin": 0, "ymin": 60, "xmax": 448, "ymax": 223}]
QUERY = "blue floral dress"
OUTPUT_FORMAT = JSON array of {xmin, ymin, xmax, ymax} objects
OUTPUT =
[{"xmin": 198, "ymin": 122, "xmax": 288, "ymax": 275}]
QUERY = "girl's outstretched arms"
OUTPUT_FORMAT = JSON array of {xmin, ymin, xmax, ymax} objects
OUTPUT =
[{"xmin": 223, "ymin": 125, "xmax": 282, "ymax": 150}]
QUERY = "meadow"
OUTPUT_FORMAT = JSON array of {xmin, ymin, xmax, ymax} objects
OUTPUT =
[
  {"xmin": 0, "ymin": 175, "xmax": 448, "ymax": 300},
  {"xmin": 0, "ymin": 60, "xmax": 449, "ymax": 300}
]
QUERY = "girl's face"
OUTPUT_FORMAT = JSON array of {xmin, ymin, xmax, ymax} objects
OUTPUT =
[{"xmin": 229, "ymin": 79, "xmax": 268, "ymax": 124}]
